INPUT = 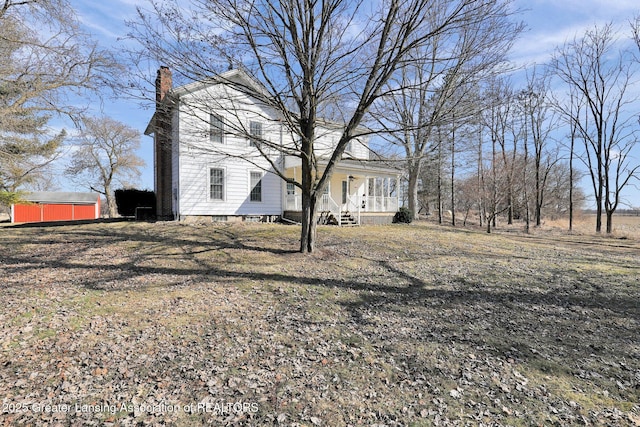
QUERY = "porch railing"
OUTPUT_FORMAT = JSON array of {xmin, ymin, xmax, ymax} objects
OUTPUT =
[
  {"xmin": 287, "ymin": 194, "xmax": 398, "ymax": 214},
  {"xmin": 285, "ymin": 194, "xmax": 398, "ymax": 224},
  {"xmin": 285, "ymin": 194, "xmax": 342, "ymax": 224},
  {"xmin": 344, "ymin": 195, "xmax": 361, "ymax": 225},
  {"xmin": 365, "ymin": 196, "xmax": 398, "ymax": 212},
  {"xmin": 285, "ymin": 194, "xmax": 300, "ymax": 211},
  {"xmin": 319, "ymin": 194, "xmax": 340, "ymax": 213}
]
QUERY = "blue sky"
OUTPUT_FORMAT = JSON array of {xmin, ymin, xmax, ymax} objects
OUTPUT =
[{"xmin": 64, "ymin": 0, "xmax": 640, "ymax": 208}]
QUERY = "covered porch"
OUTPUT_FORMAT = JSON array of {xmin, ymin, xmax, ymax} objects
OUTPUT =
[{"xmin": 283, "ymin": 158, "xmax": 400, "ymax": 225}]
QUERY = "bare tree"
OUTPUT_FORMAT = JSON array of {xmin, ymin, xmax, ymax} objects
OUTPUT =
[
  {"xmin": 436, "ymin": 125, "xmax": 445, "ymax": 224},
  {"xmin": 66, "ymin": 116, "xmax": 144, "ymax": 218},
  {"xmin": 456, "ymin": 172, "xmax": 480, "ymax": 225},
  {"xmin": 519, "ymin": 70, "xmax": 561, "ymax": 227},
  {"xmin": 480, "ymin": 77, "xmax": 513, "ymax": 232},
  {"xmin": 128, "ymin": 0, "xmax": 523, "ymax": 252},
  {"xmin": 552, "ymin": 23, "xmax": 640, "ymax": 234},
  {"xmin": 0, "ymin": 0, "xmax": 117, "ymax": 205},
  {"xmin": 489, "ymin": 78, "xmax": 518, "ymax": 225},
  {"xmin": 541, "ymin": 159, "xmax": 586, "ymax": 219},
  {"xmin": 371, "ymin": 2, "xmax": 521, "ymax": 221},
  {"xmin": 553, "ymin": 85, "xmax": 585, "ymax": 232}
]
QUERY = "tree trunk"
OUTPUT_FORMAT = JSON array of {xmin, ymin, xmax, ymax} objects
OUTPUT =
[
  {"xmin": 300, "ymin": 191, "xmax": 319, "ymax": 253},
  {"xmin": 535, "ymin": 173, "xmax": 542, "ymax": 227},
  {"xmin": 477, "ymin": 127, "xmax": 483, "ymax": 228},
  {"xmin": 300, "ymin": 140, "xmax": 316, "ymax": 252},
  {"xmin": 523, "ymin": 138, "xmax": 530, "ymax": 234},
  {"xmin": 595, "ymin": 196, "xmax": 602, "ymax": 233},
  {"xmin": 104, "ymin": 185, "xmax": 116, "ymax": 218},
  {"xmin": 437, "ymin": 132, "xmax": 443, "ymax": 225},
  {"xmin": 606, "ymin": 210, "xmax": 613, "ymax": 234},
  {"xmin": 595, "ymin": 125, "xmax": 603, "ymax": 233},
  {"xmin": 491, "ymin": 135, "xmax": 497, "ymax": 229},
  {"xmin": 437, "ymin": 168, "xmax": 442, "ymax": 225},
  {"xmin": 569, "ymin": 133, "xmax": 574, "ymax": 232},
  {"xmin": 437, "ymin": 179, "xmax": 442, "ymax": 225},
  {"xmin": 407, "ymin": 161, "xmax": 422, "ymax": 220},
  {"xmin": 107, "ymin": 196, "xmax": 117, "ymax": 218},
  {"xmin": 451, "ymin": 125, "xmax": 456, "ymax": 227}
]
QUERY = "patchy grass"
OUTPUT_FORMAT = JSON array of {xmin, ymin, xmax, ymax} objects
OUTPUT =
[{"xmin": 0, "ymin": 220, "xmax": 639, "ymax": 426}]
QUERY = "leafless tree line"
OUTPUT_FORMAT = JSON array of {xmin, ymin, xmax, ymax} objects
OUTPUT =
[{"xmin": 401, "ymin": 22, "xmax": 640, "ymax": 234}]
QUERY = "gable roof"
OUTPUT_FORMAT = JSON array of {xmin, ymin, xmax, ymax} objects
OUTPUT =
[
  {"xmin": 145, "ymin": 68, "xmax": 370, "ymax": 137},
  {"xmin": 145, "ymin": 68, "xmax": 268, "ymax": 137},
  {"xmin": 171, "ymin": 68, "xmax": 267, "ymax": 99}
]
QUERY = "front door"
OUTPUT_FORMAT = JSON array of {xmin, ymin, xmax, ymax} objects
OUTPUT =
[{"xmin": 341, "ymin": 180, "xmax": 348, "ymax": 210}]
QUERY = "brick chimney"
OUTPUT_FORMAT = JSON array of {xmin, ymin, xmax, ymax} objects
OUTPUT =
[
  {"xmin": 153, "ymin": 66, "xmax": 174, "ymax": 219},
  {"xmin": 156, "ymin": 66, "xmax": 172, "ymax": 103}
]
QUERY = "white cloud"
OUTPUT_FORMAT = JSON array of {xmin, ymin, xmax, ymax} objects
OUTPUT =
[
  {"xmin": 509, "ymin": 0, "xmax": 640, "ymax": 68},
  {"xmin": 511, "ymin": 23, "xmax": 594, "ymax": 67},
  {"xmin": 73, "ymin": 0, "xmax": 146, "ymax": 40}
]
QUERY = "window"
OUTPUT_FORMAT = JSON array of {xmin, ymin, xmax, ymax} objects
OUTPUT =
[
  {"xmin": 323, "ymin": 183, "xmax": 330, "ymax": 195},
  {"xmin": 341, "ymin": 180, "xmax": 348, "ymax": 204},
  {"xmin": 250, "ymin": 171, "xmax": 262, "ymax": 202},
  {"xmin": 249, "ymin": 121, "xmax": 262, "ymax": 148},
  {"xmin": 345, "ymin": 140, "xmax": 353, "ymax": 154},
  {"xmin": 210, "ymin": 114, "xmax": 224, "ymax": 143},
  {"xmin": 375, "ymin": 177, "xmax": 384, "ymax": 197},
  {"xmin": 286, "ymin": 182, "xmax": 296, "ymax": 195},
  {"xmin": 210, "ymin": 168, "xmax": 224, "ymax": 201}
]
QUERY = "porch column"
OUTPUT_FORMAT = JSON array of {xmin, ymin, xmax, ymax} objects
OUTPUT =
[
  {"xmin": 373, "ymin": 177, "xmax": 378, "ymax": 212},
  {"xmin": 396, "ymin": 175, "xmax": 400, "ymax": 211},
  {"xmin": 385, "ymin": 177, "xmax": 390, "ymax": 211},
  {"xmin": 364, "ymin": 175, "xmax": 369, "ymax": 212}
]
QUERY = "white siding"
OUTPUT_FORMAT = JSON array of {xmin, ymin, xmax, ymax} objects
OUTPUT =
[
  {"xmin": 170, "ymin": 73, "xmax": 373, "ymax": 217},
  {"xmin": 348, "ymin": 137, "xmax": 371, "ymax": 160},
  {"xmin": 306, "ymin": 127, "xmax": 370, "ymax": 160},
  {"xmin": 171, "ymin": 109, "xmax": 180, "ymax": 218},
  {"xmin": 175, "ymin": 84, "xmax": 283, "ymax": 216},
  {"xmin": 178, "ymin": 156, "xmax": 282, "ymax": 216}
]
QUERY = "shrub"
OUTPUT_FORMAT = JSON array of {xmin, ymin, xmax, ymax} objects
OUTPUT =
[
  {"xmin": 393, "ymin": 207, "xmax": 413, "ymax": 223},
  {"xmin": 115, "ymin": 189, "xmax": 156, "ymax": 217}
]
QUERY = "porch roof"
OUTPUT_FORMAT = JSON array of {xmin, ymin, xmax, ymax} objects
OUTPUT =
[{"xmin": 285, "ymin": 156, "xmax": 401, "ymax": 176}]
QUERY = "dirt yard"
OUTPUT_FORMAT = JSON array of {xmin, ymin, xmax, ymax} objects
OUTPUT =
[{"xmin": 1, "ymin": 220, "xmax": 638, "ymax": 426}]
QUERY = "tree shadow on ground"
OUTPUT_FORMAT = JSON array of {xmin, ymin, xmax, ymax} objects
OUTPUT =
[
  {"xmin": 2, "ymin": 221, "xmax": 638, "ymax": 408},
  {"xmin": 336, "ymin": 257, "xmax": 639, "ymax": 406}
]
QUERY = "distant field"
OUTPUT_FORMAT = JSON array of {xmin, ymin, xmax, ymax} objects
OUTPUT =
[
  {"xmin": 550, "ymin": 214, "xmax": 640, "ymax": 238},
  {"xmin": 0, "ymin": 221, "xmax": 638, "ymax": 425}
]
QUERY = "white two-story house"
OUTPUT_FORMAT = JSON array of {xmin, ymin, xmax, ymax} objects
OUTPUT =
[{"xmin": 145, "ymin": 67, "xmax": 400, "ymax": 225}]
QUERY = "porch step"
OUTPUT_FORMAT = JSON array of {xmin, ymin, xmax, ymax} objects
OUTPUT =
[
  {"xmin": 316, "ymin": 211, "xmax": 358, "ymax": 226},
  {"xmin": 340, "ymin": 212, "xmax": 358, "ymax": 226}
]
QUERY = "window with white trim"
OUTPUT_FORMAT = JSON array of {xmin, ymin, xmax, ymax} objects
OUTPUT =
[
  {"xmin": 209, "ymin": 168, "xmax": 225, "ymax": 201},
  {"xmin": 210, "ymin": 113, "xmax": 224, "ymax": 143},
  {"xmin": 250, "ymin": 171, "xmax": 262, "ymax": 202},
  {"xmin": 286, "ymin": 182, "xmax": 296, "ymax": 195},
  {"xmin": 345, "ymin": 140, "xmax": 353, "ymax": 154},
  {"xmin": 249, "ymin": 121, "xmax": 262, "ymax": 148}
]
